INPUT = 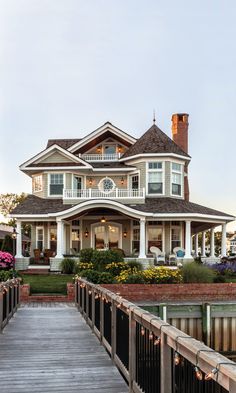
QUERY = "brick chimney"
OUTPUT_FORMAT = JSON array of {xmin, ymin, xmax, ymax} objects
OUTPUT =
[{"xmin": 171, "ymin": 113, "xmax": 190, "ymax": 201}]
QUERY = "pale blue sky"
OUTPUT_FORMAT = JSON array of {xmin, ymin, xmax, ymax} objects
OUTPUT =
[{"xmin": 1, "ymin": 1, "xmax": 236, "ymax": 226}]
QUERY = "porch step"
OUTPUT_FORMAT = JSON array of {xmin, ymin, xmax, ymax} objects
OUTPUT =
[
  {"xmin": 27, "ymin": 294, "xmax": 69, "ymax": 302},
  {"xmin": 24, "ymin": 265, "xmax": 50, "ymax": 274}
]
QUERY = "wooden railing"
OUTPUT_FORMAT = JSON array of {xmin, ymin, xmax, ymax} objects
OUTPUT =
[
  {"xmin": 0, "ymin": 278, "xmax": 21, "ymax": 331},
  {"xmin": 75, "ymin": 278, "xmax": 236, "ymax": 393},
  {"xmin": 80, "ymin": 153, "xmax": 121, "ymax": 161}
]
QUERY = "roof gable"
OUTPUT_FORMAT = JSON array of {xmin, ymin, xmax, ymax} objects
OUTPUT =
[
  {"xmin": 122, "ymin": 124, "xmax": 190, "ymax": 160},
  {"xmin": 68, "ymin": 122, "xmax": 136, "ymax": 153}
]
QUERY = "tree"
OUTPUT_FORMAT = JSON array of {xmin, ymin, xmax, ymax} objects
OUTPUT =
[{"xmin": 0, "ymin": 193, "xmax": 26, "ymax": 218}]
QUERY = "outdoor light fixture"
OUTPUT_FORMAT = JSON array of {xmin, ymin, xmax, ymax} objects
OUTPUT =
[
  {"xmin": 118, "ymin": 146, "xmax": 122, "ymax": 153},
  {"xmin": 100, "ymin": 216, "xmax": 106, "ymax": 223},
  {"xmin": 194, "ymin": 366, "xmax": 203, "ymax": 381},
  {"xmin": 11, "ymin": 227, "xmax": 17, "ymax": 240},
  {"xmin": 97, "ymin": 146, "xmax": 102, "ymax": 153},
  {"xmin": 89, "ymin": 178, "xmax": 93, "ymax": 186},
  {"xmin": 174, "ymin": 351, "xmax": 181, "ymax": 366},
  {"xmin": 84, "ymin": 228, "xmax": 89, "ymax": 238},
  {"xmin": 11, "ymin": 227, "xmax": 18, "ymax": 257},
  {"xmin": 204, "ymin": 368, "xmax": 218, "ymax": 381},
  {"xmin": 195, "ymin": 349, "xmax": 215, "ymax": 381},
  {"xmin": 123, "ymin": 229, "xmax": 127, "ymax": 238},
  {"xmin": 121, "ymin": 176, "xmax": 124, "ymax": 185},
  {"xmin": 174, "ymin": 335, "xmax": 193, "ymax": 367}
]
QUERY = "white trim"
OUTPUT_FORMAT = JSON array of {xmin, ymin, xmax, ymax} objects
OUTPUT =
[
  {"xmin": 92, "ymin": 167, "xmax": 135, "ymax": 172},
  {"xmin": 36, "ymin": 226, "xmax": 44, "ymax": 250},
  {"xmin": 68, "ymin": 123, "xmax": 136, "ymax": 153},
  {"xmin": 91, "ymin": 222, "xmax": 122, "ymax": 250},
  {"xmin": 20, "ymin": 144, "xmax": 92, "ymax": 170},
  {"xmin": 170, "ymin": 162, "xmax": 184, "ymax": 198},
  {"xmin": 23, "ymin": 166, "xmax": 90, "ymax": 171},
  {"xmin": 146, "ymin": 161, "xmax": 165, "ymax": 196},
  {"xmin": 120, "ymin": 153, "xmax": 191, "ymax": 163}
]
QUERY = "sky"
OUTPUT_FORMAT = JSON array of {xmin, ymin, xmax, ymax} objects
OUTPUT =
[{"xmin": 1, "ymin": 0, "xmax": 236, "ymax": 229}]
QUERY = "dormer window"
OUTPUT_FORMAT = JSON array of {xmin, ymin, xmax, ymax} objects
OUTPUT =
[
  {"xmin": 104, "ymin": 145, "xmax": 116, "ymax": 154},
  {"xmin": 147, "ymin": 162, "xmax": 163, "ymax": 195},
  {"xmin": 49, "ymin": 173, "xmax": 64, "ymax": 196},
  {"xmin": 171, "ymin": 163, "xmax": 182, "ymax": 196}
]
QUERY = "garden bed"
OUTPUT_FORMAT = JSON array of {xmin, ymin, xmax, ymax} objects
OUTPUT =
[{"xmin": 21, "ymin": 274, "xmax": 74, "ymax": 295}]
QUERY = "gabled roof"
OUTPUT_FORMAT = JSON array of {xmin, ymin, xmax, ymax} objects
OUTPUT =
[
  {"xmin": 47, "ymin": 139, "xmax": 81, "ymax": 149},
  {"xmin": 68, "ymin": 122, "xmax": 136, "ymax": 153},
  {"xmin": 122, "ymin": 124, "xmax": 190, "ymax": 160}
]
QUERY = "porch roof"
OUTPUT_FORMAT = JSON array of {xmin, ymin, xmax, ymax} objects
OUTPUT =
[{"xmin": 11, "ymin": 194, "xmax": 234, "ymax": 221}]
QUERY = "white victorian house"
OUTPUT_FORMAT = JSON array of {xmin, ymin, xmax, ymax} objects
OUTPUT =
[{"xmin": 11, "ymin": 114, "xmax": 234, "ymax": 270}]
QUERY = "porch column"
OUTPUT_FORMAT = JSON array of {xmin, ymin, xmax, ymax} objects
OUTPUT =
[
  {"xmin": 194, "ymin": 234, "xmax": 199, "ymax": 256},
  {"xmin": 138, "ymin": 218, "xmax": 146, "ymax": 258},
  {"xmin": 221, "ymin": 223, "xmax": 227, "ymax": 257},
  {"xmin": 184, "ymin": 220, "xmax": 192, "ymax": 259},
  {"xmin": 201, "ymin": 231, "xmax": 206, "ymax": 257},
  {"xmin": 15, "ymin": 220, "xmax": 23, "ymax": 258},
  {"xmin": 210, "ymin": 228, "xmax": 215, "ymax": 258},
  {"xmin": 55, "ymin": 219, "xmax": 64, "ymax": 258}
]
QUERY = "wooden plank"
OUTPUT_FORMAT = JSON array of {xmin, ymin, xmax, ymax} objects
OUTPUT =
[{"xmin": 0, "ymin": 303, "xmax": 128, "ymax": 393}]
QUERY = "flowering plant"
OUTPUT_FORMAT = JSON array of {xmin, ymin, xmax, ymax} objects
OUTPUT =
[{"xmin": 0, "ymin": 252, "xmax": 15, "ymax": 269}]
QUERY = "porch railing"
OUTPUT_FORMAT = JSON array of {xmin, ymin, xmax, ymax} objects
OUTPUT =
[
  {"xmin": 0, "ymin": 278, "xmax": 21, "ymax": 331},
  {"xmin": 63, "ymin": 187, "xmax": 145, "ymax": 200},
  {"xmin": 79, "ymin": 153, "xmax": 121, "ymax": 161},
  {"xmin": 75, "ymin": 277, "xmax": 236, "ymax": 393}
]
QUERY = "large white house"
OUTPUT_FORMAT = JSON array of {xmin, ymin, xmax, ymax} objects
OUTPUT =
[{"xmin": 11, "ymin": 114, "xmax": 234, "ymax": 270}]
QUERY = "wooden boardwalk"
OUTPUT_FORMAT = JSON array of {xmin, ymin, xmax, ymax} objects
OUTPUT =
[{"xmin": 0, "ymin": 303, "xmax": 128, "ymax": 393}]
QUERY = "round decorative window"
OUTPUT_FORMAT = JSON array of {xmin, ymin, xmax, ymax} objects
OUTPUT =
[{"xmin": 98, "ymin": 177, "xmax": 115, "ymax": 194}]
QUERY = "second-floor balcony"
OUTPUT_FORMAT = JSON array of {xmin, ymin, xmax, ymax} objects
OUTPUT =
[
  {"xmin": 79, "ymin": 153, "xmax": 121, "ymax": 162},
  {"xmin": 63, "ymin": 187, "xmax": 145, "ymax": 201}
]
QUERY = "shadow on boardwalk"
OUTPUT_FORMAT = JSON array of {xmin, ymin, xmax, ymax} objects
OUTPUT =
[{"xmin": 0, "ymin": 303, "xmax": 128, "ymax": 393}]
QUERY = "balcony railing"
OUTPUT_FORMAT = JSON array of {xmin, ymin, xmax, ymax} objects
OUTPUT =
[
  {"xmin": 63, "ymin": 188, "xmax": 145, "ymax": 200},
  {"xmin": 79, "ymin": 153, "xmax": 121, "ymax": 162}
]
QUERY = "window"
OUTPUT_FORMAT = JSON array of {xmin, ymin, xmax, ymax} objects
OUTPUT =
[
  {"xmin": 71, "ymin": 221, "xmax": 80, "ymax": 252},
  {"xmin": 131, "ymin": 175, "xmax": 139, "ymax": 190},
  {"xmin": 49, "ymin": 227, "xmax": 57, "ymax": 252},
  {"xmin": 171, "ymin": 227, "xmax": 181, "ymax": 251},
  {"xmin": 49, "ymin": 174, "xmax": 64, "ymax": 195},
  {"xmin": 147, "ymin": 162, "xmax": 163, "ymax": 194},
  {"xmin": 148, "ymin": 227, "xmax": 163, "ymax": 252},
  {"xmin": 172, "ymin": 163, "xmax": 182, "ymax": 196},
  {"xmin": 36, "ymin": 227, "xmax": 44, "ymax": 251},
  {"xmin": 98, "ymin": 177, "xmax": 115, "ymax": 194},
  {"xmin": 104, "ymin": 145, "xmax": 116, "ymax": 154},
  {"xmin": 33, "ymin": 175, "xmax": 42, "ymax": 192},
  {"xmin": 73, "ymin": 176, "xmax": 82, "ymax": 190},
  {"xmin": 132, "ymin": 228, "xmax": 140, "ymax": 253}
]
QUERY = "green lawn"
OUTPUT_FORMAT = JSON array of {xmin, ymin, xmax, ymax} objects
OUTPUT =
[{"xmin": 22, "ymin": 274, "xmax": 74, "ymax": 295}]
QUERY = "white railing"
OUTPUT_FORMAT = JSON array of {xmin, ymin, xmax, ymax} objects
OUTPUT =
[
  {"xmin": 79, "ymin": 153, "xmax": 121, "ymax": 161},
  {"xmin": 63, "ymin": 188, "xmax": 145, "ymax": 199}
]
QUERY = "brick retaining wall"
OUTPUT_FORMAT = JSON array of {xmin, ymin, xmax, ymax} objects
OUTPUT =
[
  {"xmin": 20, "ymin": 283, "xmax": 75, "ymax": 302},
  {"xmin": 101, "ymin": 283, "xmax": 236, "ymax": 302}
]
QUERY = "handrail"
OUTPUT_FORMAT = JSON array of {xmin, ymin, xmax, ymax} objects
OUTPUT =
[
  {"xmin": 0, "ymin": 278, "xmax": 21, "ymax": 331},
  {"xmin": 80, "ymin": 153, "xmax": 121, "ymax": 161},
  {"xmin": 75, "ymin": 277, "xmax": 236, "ymax": 393},
  {"xmin": 63, "ymin": 187, "xmax": 145, "ymax": 199}
]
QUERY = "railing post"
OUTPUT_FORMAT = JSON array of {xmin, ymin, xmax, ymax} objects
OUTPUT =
[
  {"xmin": 116, "ymin": 188, "xmax": 118, "ymax": 198},
  {"xmin": 91, "ymin": 288, "xmax": 95, "ymax": 331},
  {"xmin": 159, "ymin": 304, "xmax": 167, "ymax": 321},
  {"xmin": 129, "ymin": 308, "xmax": 136, "ymax": 392},
  {"xmin": 89, "ymin": 188, "xmax": 92, "ymax": 198},
  {"xmin": 6, "ymin": 286, "xmax": 10, "ymax": 322},
  {"xmin": 100, "ymin": 296, "xmax": 104, "ymax": 341},
  {"xmin": 160, "ymin": 331, "xmax": 172, "ymax": 393},
  {"xmin": 85, "ymin": 286, "xmax": 89, "ymax": 322},
  {"xmin": 202, "ymin": 303, "xmax": 211, "ymax": 347},
  {"xmin": 229, "ymin": 379, "xmax": 236, "ymax": 392},
  {"xmin": 111, "ymin": 299, "xmax": 117, "ymax": 360}
]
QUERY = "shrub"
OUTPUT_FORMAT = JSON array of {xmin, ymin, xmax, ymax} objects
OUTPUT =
[
  {"xmin": 0, "ymin": 269, "xmax": 18, "ymax": 282},
  {"xmin": 127, "ymin": 260, "xmax": 142, "ymax": 271},
  {"xmin": 213, "ymin": 274, "xmax": 226, "ymax": 283},
  {"xmin": 97, "ymin": 272, "xmax": 114, "ymax": 284},
  {"xmin": 182, "ymin": 262, "xmax": 216, "ymax": 283},
  {"xmin": 79, "ymin": 248, "xmax": 94, "ymax": 263},
  {"xmin": 125, "ymin": 273, "xmax": 145, "ymax": 284},
  {"xmin": 78, "ymin": 269, "xmax": 101, "ymax": 283},
  {"xmin": 91, "ymin": 249, "xmax": 124, "ymax": 271},
  {"xmin": 60, "ymin": 258, "xmax": 76, "ymax": 274},
  {"xmin": 105, "ymin": 262, "xmax": 129, "ymax": 276},
  {"xmin": 0, "ymin": 251, "xmax": 14, "ymax": 269},
  {"xmin": 74, "ymin": 262, "xmax": 94, "ymax": 274}
]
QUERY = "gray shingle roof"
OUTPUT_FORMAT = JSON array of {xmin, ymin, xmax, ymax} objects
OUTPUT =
[
  {"xmin": 122, "ymin": 124, "xmax": 190, "ymax": 159},
  {"xmin": 11, "ymin": 195, "xmax": 233, "ymax": 218},
  {"xmin": 46, "ymin": 139, "xmax": 81, "ymax": 149}
]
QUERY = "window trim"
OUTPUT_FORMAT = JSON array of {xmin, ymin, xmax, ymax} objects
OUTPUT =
[
  {"xmin": 32, "ymin": 174, "xmax": 43, "ymax": 193},
  {"xmin": 146, "ymin": 221, "xmax": 165, "ymax": 253},
  {"xmin": 171, "ymin": 162, "xmax": 183, "ymax": 198},
  {"xmin": 130, "ymin": 173, "xmax": 139, "ymax": 190},
  {"xmin": 170, "ymin": 221, "xmax": 183, "ymax": 252},
  {"xmin": 36, "ymin": 226, "xmax": 44, "ymax": 251},
  {"xmin": 146, "ymin": 161, "xmax": 165, "ymax": 196},
  {"xmin": 98, "ymin": 177, "xmax": 116, "ymax": 194},
  {"xmin": 48, "ymin": 173, "xmax": 65, "ymax": 197}
]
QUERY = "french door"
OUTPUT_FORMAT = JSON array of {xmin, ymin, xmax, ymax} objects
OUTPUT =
[{"xmin": 93, "ymin": 223, "xmax": 121, "ymax": 250}]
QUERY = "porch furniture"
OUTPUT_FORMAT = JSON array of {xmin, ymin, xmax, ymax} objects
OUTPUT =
[
  {"xmin": 173, "ymin": 247, "xmax": 185, "ymax": 259},
  {"xmin": 33, "ymin": 249, "xmax": 41, "ymax": 263},
  {"xmin": 44, "ymin": 249, "xmax": 54, "ymax": 263},
  {"xmin": 168, "ymin": 253, "xmax": 177, "ymax": 265},
  {"xmin": 150, "ymin": 246, "xmax": 166, "ymax": 265}
]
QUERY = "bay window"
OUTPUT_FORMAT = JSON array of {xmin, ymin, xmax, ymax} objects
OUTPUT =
[
  {"xmin": 33, "ymin": 175, "xmax": 42, "ymax": 192},
  {"xmin": 171, "ymin": 163, "xmax": 182, "ymax": 196},
  {"xmin": 49, "ymin": 173, "xmax": 64, "ymax": 196},
  {"xmin": 147, "ymin": 162, "xmax": 163, "ymax": 194}
]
